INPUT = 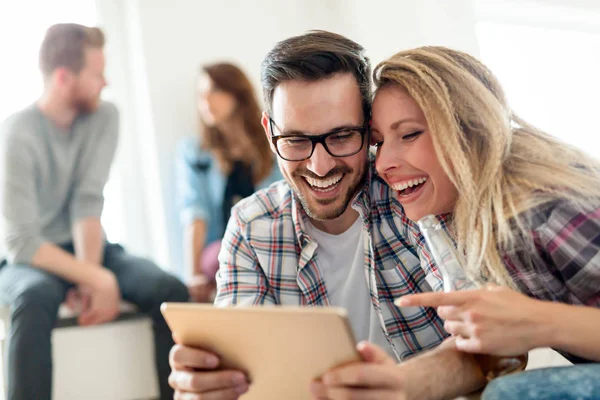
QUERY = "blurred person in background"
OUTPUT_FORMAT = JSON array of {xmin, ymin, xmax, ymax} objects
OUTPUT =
[
  {"xmin": 176, "ymin": 62, "xmax": 281, "ymax": 303},
  {"xmin": 0, "ymin": 23, "xmax": 188, "ymax": 400}
]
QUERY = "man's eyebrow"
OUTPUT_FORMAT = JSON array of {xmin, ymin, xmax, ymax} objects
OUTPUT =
[{"xmin": 276, "ymin": 124, "xmax": 364, "ymax": 136}]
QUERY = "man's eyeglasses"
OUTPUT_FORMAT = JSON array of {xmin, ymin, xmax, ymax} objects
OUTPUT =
[{"xmin": 269, "ymin": 117, "xmax": 369, "ymax": 162}]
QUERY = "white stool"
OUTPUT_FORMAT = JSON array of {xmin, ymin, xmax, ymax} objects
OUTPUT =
[{"xmin": 0, "ymin": 302, "xmax": 159, "ymax": 400}]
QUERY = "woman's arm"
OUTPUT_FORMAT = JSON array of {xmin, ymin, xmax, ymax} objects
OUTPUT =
[
  {"xmin": 397, "ymin": 287, "xmax": 600, "ymax": 361},
  {"xmin": 185, "ymin": 219, "xmax": 207, "ymax": 279},
  {"xmin": 538, "ymin": 300, "xmax": 600, "ymax": 361}
]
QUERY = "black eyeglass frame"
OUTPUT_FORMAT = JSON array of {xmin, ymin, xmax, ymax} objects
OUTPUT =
[{"xmin": 268, "ymin": 117, "xmax": 370, "ymax": 161}]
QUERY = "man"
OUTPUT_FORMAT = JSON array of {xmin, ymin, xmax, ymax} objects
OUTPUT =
[
  {"xmin": 0, "ymin": 24, "xmax": 188, "ymax": 400},
  {"xmin": 169, "ymin": 31, "xmax": 487, "ymax": 399}
]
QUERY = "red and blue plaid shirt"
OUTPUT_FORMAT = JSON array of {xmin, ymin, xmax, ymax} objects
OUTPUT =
[
  {"xmin": 411, "ymin": 198, "xmax": 600, "ymax": 363},
  {"xmin": 215, "ymin": 164, "xmax": 448, "ymax": 361},
  {"xmin": 410, "ymin": 199, "xmax": 600, "ymax": 307}
]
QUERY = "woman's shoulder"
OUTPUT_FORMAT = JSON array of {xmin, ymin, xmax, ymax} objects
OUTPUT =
[
  {"xmin": 177, "ymin": 135, "xmax": 213, "ymax": 165},
  {"xmin": 522, "ymin": 196, "xmax": 600, "ymax": 236}
]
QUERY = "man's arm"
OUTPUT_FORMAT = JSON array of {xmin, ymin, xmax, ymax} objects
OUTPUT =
[
  {"xmin": 0, "ymin": 122, "xmax": 103, "ymax": 285},
  {"xmin": 69, "ymin": 102, "xmax": 118, "ymax": 262},
  {"xmin": 72, "ymin": 217, "xmax": 104, "ymax": 265},
  {"xmin": 31, "ymin": 243, "xmax": 109, "ymax": 286},
  {"xmin": 399, "ymin": 339, "xmax": 486, "ymax": 399},
  {"xmin": 314, "ymin": 338, "xmax": 486, "ymax": 400}
]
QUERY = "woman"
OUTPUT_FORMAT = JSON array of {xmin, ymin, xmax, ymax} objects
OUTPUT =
[
  {"xmin": 177, "ymin": 62, "xmax": 282, "ymax": 302},
  {"xmin": 315, "ymin": 47, "xmax": 600, "ymax": 399}
]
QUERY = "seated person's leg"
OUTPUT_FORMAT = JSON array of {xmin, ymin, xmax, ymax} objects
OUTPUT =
[
  {"xmin": 0, "ymin": 263, "xmax": 69, "ymax": 400},
  {"xmin": 101, "ymin": 243, "xmax": 188, "ymax": 400},
  {"xmin": 483, "ymin": 364, "xmax": 600, "ymax": 400}
]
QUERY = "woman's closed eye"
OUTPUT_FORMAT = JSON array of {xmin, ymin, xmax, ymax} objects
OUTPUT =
[{"xmin": 402, "ymin": 131, "xmax": 423, "ymax": 141}]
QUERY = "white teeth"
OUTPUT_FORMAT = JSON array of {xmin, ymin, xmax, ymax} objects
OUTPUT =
[
  {"xmin": 305, "ymin": 174, "xmax": 343, "ymax": 188},
  {"xmin": 391, "ymin": 177, "xmax": 427, "ymax": 191}
]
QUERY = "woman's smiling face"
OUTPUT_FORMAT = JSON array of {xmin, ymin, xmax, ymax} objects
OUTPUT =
[{"xmin": 372, "ymin": 84, "xmax": 458, "ymax": 222}]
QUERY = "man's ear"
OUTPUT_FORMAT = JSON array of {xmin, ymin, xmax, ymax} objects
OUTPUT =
[
  {"xmin": 261, "ymin": 111, "xmax": 277, "ymax": 154},
  {"xmin": 54, "ymin": 67, "xmax": 74, "ymax": 88}
]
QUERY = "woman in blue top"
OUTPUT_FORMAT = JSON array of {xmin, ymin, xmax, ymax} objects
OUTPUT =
[{"xmin": 176, "ymin": 62, "xmax": 282, "ymax": 302}]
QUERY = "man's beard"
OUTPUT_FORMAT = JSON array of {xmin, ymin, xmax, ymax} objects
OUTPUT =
[
  {"xmin": 291, "ymin": 163, "xmax": 365, "ymax": 221},
  {"xmin": 70, "ymin": 85, "xmax": 100, "ymax": 114}
]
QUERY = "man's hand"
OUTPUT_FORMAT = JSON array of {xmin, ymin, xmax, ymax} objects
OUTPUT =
[
  {"xmin": 169, "ymin": 343, "xmax": 249, "ymax": 399},
  {"xmin": 396, "ymin": 286, "xmax": 546, "ymax": 356},
  {"xmin": 65, "ymin": 287, "xmax": 91, "ymax": 314},
  {"xmin": 78, "ymin": 268, "xmax": 121, "ymax": 326},
  {"xmin": 310, "ymin": 341, "xmax": 408, "ymax": 400}
]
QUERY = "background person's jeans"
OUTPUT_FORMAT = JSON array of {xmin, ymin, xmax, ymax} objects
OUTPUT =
[
  {"xmin": 0, "ymin": 242, "xmax": 189, "ymax": 400},
  {"xmin": 483, "ymin": 364, "xmax": 600, "ymax": 400}
]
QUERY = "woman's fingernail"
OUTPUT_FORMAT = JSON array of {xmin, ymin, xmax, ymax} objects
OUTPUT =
[{"xmin": 394, "ymin": 297, "xmax": 410, "ymax": 306}]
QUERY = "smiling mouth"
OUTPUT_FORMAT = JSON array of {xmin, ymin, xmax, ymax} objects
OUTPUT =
[
  {"xmin": 303, "ymin": 174, "xmax": 344, "ymax": 192},
  {"xmin": 391, "ymin": 177, "xmax": 427, "ymax": 197}
]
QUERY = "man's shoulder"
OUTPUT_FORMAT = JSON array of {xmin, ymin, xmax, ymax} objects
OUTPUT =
[
  {"xmin": 0, "ymin": 105, "xmax": 41, "ymax": 148},
  {"xmin": 230, "ymin": 180, "xmax": 294, "ymax": 226}
]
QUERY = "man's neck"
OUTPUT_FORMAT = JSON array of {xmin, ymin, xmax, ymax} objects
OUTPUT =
[
  {"xmin": 309, "ymin": 207, "xmax": 360, "ymax": 235},
  {"xmin": 37, "ymin": 92, "xmax": 77, "ymax": 131}
]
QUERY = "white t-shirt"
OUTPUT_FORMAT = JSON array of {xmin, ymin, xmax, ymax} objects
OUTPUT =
[{"xmin": 305, "ymin": 217, "xmax": 395, "ymax": 357}]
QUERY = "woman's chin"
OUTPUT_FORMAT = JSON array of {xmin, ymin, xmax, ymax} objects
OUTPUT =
[{"xmin": 402, "ymin": 205, "xmax": 426, "ymax": 224}]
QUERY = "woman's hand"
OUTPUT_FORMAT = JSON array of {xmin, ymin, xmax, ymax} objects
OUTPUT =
[
  {"xmin": 396, "ymin": 286, "xmax": 550, "ymax": 356},
  {"xmin": 188, "ymin": 274, "xmax": 216, "ymax": 303}
]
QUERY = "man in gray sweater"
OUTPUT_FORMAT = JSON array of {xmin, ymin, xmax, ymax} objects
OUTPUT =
[{"xmin": 0, "ymin": 23, "xmax": 188, "ymax": 400}]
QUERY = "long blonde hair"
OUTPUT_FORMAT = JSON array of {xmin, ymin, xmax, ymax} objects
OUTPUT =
[{"xmin": 374, "ymin": 46, "xmax": 600, "ymax": 287}]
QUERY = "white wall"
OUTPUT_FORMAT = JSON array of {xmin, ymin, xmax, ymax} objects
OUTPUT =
[{"xmin": 97, "ymin": 0, "xmax": 481, "ymax": 275}]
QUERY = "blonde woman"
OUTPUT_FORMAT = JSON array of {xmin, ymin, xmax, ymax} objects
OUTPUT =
[{"xmin": 316, "ymin": 47, "xmax": 600, "ymax": 399}]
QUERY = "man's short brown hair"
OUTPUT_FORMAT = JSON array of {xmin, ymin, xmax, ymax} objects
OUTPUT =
[
  {"xmin": 261, "ymin": 30, "xmax": 371, "ymax": 119},
  {"xmin": 39, "ymin": 23, "xmax": 105, "ymax": 77}
]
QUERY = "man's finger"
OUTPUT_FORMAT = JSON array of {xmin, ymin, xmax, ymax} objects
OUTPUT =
[
  {"xmin": 309, "ymin": 381, "xmax": 328, "ymax": 399},
  {"xmin": 394, "ymin": 290, "xmax": 478, "ymax": 308},
  {"xmin": 320, "ymin": 386, "xmax": 398, "ymax": 400},
  {"xmin": 168, "ymin": 369, "xmax": 248, "ymax": 393},
  {"xmin": 78, "ymin": 309, "xmax": 98, "ymax": 326},
  {"xmin": 173, "ymin": 386, "xmax": 247, "ymax": 400},
  {"xmin": 323, "ymin": 363, "xmax": 400, "ymax": 389},
  {"xmin": 357, "ymin": 341, "xmax": 395, "ymax": 365},
  {"xmin": 170, "ymin": 344, "xmax": 220, "ymax": 370}
]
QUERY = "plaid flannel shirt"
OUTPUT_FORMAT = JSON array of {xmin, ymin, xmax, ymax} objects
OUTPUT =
[
  {"xmin": 215, "ymin": 163, "xmax": 448, "ymax": 361},
  {"xmin": 411, "ymin": 199, "xmax": 600, "ymax": 364},
  {"xmin": 411, "ymin": 199, "xmax": 600, "ymax": 307}
]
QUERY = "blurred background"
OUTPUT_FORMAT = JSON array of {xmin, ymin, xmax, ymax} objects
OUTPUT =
[{"xmin": 1, "ymin": 0, "xmax": 599, "ymax": 279}]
